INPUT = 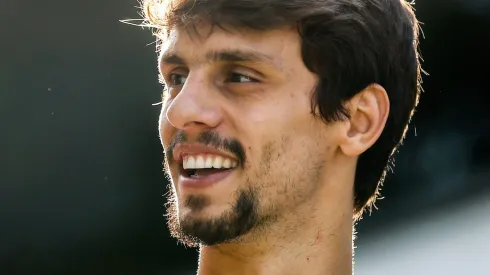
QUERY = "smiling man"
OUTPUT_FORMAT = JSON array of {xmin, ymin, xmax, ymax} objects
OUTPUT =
[{"xmin": 140, "ymin": 0, "xmax": 421, "ymax": 274}]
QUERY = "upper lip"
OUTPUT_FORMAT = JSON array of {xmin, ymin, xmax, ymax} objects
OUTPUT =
[{"xmin": 172, "ymin": 143, "xmax": 238, "ymax": 165}]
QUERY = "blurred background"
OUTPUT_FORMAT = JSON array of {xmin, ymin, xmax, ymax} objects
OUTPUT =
[{"xmin": 0, "ymin": 0, "xmax": 489, "ymax": 274}]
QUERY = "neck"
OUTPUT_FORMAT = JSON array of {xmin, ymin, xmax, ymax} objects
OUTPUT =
[{"xmin": 197, "ymin": 169, "xmax": 355, "ymax": 275}]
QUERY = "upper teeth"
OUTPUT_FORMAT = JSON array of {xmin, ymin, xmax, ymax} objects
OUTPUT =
[{"xmin": 183, "ymin": 155, "xmax": 238, "ymax": 170}]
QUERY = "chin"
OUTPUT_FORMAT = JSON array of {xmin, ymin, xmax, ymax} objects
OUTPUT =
[
  {"xmin": 180, "ymin": 201, "xmax": 232, "ymax": 221},
  {"xmin": 167, "ymin": 186, "xmax": 263, "ymax": 246}
]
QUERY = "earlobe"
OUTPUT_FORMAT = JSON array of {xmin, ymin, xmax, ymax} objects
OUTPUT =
[{"xmin": 340, "ymin": 84, "xmax": 390, "ymax": 157}]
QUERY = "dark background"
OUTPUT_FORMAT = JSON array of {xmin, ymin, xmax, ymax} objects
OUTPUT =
[{"xmin": 1, "ymin": 0, "xmax": 489, "ymax": 274}]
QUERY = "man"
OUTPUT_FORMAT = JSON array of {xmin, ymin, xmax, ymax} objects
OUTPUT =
[{"xmin": 141, "ymin": 0, "xmax": 421, "ymax": 274}]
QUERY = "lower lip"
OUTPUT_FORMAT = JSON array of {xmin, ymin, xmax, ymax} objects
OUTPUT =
[{"xmin": 179, "ymin": 169, "xmax": 235, "ymax": 189}]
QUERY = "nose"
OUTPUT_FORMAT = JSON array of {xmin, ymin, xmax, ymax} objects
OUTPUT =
[{"xmin": 164, "ymin": 72, "xmax": 222, "ymax": 135}]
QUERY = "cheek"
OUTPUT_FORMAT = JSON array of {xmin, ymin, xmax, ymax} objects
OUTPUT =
[
  {"xmin": 258, "ymin": 135, "xmax": 325, "ymax": 208},
  {"xmin": 247, "ymin": 114, "xmax": 329, "ymax": 179},
  {"xmin": 240, "ymin": 114, "xmax": 312, "ymax": 170}
]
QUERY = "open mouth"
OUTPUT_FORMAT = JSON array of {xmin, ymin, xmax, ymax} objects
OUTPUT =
[{"xmin": 180, "ymin": 154, "xmax": 238, "ymax": 178}]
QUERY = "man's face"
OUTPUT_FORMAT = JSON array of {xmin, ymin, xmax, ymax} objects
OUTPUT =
[{"xmin": 159, "ymin": 24, "xmax": 338, "ymax": 246}]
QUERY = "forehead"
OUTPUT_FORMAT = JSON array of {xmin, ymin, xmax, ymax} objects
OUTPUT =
[{"xmin": 159, "ymin": 25, "xmax": 301, "ymax": 69}]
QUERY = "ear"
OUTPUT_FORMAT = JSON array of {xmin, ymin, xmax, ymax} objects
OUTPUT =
[{"xmin": 339, "ymin": 84, "xmax": 390, "ymax": 157}]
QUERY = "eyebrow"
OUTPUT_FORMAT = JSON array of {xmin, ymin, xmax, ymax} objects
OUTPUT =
[{"xmin": 159, "ymin": 49, "xmax": 281, "ymax": 70}]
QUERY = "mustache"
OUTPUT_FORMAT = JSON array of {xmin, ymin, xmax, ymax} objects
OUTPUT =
[{"xmin": 165, "ymin": 131, "xmax": 246, "ymax": 167}]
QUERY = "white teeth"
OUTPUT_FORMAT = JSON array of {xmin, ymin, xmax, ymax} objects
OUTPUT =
[
  {"xmin": 222, "ymin": 158, "xmax": 231, "ymax": 169},
  {"xmin": 184, "ymin": 156, "xmax": 195, "ymax": 169},
  {"xmin": 212, "ymin": 156, "xmax": 223, "ymax": 168},
  {"xmin": 183, "ymin": 154, "xmax": 237, "ymax": 170},
  {"xmin": 204, "ymin": 157, "xmax": 213, "ymax": 168},
  {"xmin": 195, "ymin": 156, "xmax": 205, "ymax": 169}
]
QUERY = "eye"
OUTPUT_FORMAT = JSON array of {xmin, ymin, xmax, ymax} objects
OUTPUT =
[
  {"xmin": 169, "ymin": 73, "xmax": 187, "ymax": 87},
  {"xmin": 227, "ymin": 73, "xmax": 258, "ymax": 83}
]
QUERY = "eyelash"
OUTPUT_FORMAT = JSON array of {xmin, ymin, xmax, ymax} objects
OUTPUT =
[{"xmin": 163, "ymin": 70, "xmax": 259, "ymax": 89}]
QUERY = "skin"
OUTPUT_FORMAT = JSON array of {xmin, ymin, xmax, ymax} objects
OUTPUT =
[{"xmin": 158, "ymin": 24, "xmax": 390, "ymax": 275}]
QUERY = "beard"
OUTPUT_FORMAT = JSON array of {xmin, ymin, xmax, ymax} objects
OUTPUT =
[{"xmin": 165, "ymin": 184, "xmax": 266, "ymax": 247}]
